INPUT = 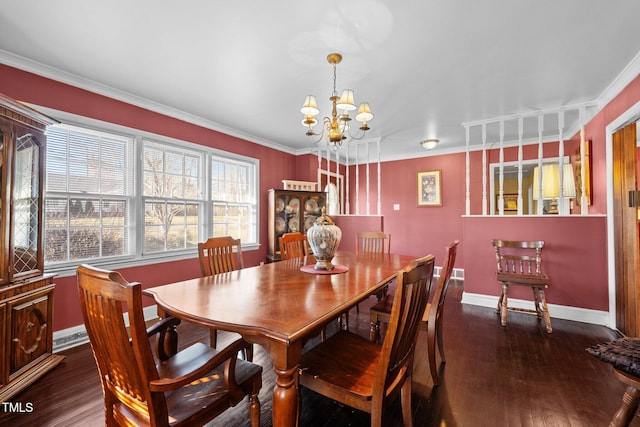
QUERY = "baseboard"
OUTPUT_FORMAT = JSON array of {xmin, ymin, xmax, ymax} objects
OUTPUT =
[
  {"xmin": 461, "ymin": 292, "xmax": 611, "ymax": 327},
  {"xmin": 52, "ymin": 305, "xmax": 159, "ymax": 352},
  {"xmin": 434, "ymin": 266, "xmax": 464, "ymax": 280}
]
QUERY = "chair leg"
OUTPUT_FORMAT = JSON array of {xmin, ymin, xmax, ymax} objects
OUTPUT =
[
  {"xmin": 427, "ymin": 320, "xmax": 439, "ymax": 386},
  {"xmin": 248, "ymin": 390, "xmax": 261, "ymax": 427},
  {"xmin": 210, "ymin": 328, "xmax": 218, "ymax": 348},
  {"xmin": 370, "ymin": 318, "xmax": 379, "ymax": 342},
  {"xmin": 400, "ymin": 371, "xmax": 413, "ymax": 427},
  {"xmin": 610, "ymin": 385, "xmax": 640, "ymax": 427},
  {"xmin": 500, "ymin": 284, "xmax": 509, "ymax": 327},
  {"xmin": 538, "ymin": 288, "xmax": 553, "ymax": 333},
  {"xmin": 436, "ymin": 315, "xmax": 445, "ymax": 362}
]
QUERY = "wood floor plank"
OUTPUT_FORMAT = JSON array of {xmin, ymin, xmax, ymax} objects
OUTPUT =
[{"xmin": 0, "ymin": 279, "xmax": 637, "ymax": 426}]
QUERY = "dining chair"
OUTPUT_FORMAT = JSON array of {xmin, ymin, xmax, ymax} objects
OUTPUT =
[
  {"xmin": 76, "ymin": 264, "xmax": 262, "ymax": 427},
  {"xmin": 355, "ymin": 230, "xmax": 391, "ymax": 255},
  {"xmin": 369, "ymin": 240, "xmax": 459, "ymax": 386},
  {"xmin": 491, "ymin": 239, "xmax": 552, "ymax": 333},
  {"xmin": 298, "ymin": 254, "xmax": 435, "ymax": 427},
  {"xmin": 198, "ymin": 236, "xmax": 251, "ymax": 355},
  {"xmin": 354, "ymin": 231, "xmax": 391, "ymax": 313},
  {"xmin": 279, "ymin": 232, "xmax": 309, "ymax": 260},
  {"xmin": 198, "ymin": 236, "xmax": 244, "ymax": 276}
]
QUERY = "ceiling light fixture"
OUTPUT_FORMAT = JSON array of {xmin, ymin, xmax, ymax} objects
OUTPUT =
[
  {"xmin": 301, "ymin": 53, "xmax": 373, "ymax": 150},
  {"xmin": 421, "ymin": 139, "xmax": 439, "ymax": 150}
]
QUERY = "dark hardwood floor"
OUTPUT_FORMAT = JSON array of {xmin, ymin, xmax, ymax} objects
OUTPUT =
[{"xmin": 1, "ymin": 279, "xmax": 635, "ymax": 426}]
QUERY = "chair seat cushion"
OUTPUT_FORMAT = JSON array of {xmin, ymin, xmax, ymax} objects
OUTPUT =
[{"xmin": 586, "ymin": 337, "xmax": 640, "ymax": 377}]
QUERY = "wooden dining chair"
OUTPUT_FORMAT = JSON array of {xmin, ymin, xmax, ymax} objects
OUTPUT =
[
  {"xmin": 491, "ymin": 239, "xmax": 552, "ymax": 333},
  {"xmin": 198, "ymin": 236, "xmax": 244, "ymax": 276},
  {"xmin": 355, "ymin": 230, "xmax": 391, "ymax": 255},
  {"xmin": 279, "ymin": 232, "xmax": 309, "ymax": 260},
  {"xmin": 298, "ymin": 254, "xmax": 435, "ymax": 427},
  {"xmin": 76, "ymin": 264, "xmax": 262, "ymax": 427},
  {"xmin": 354, "ymin": 231, "xmax": 391, "ymax": 313},
  {"xmin": 370, "ymin": 240, "xmax": 459, "ymax": 386},
  {"xmin": 198, "ymin": 236, "xmax": 251, "ymax": 355}
]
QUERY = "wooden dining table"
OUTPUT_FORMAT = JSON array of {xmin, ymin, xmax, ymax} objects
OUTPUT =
[{"xmin": 143, "ymin": 250, "xmax": 416, "ymax": 427}]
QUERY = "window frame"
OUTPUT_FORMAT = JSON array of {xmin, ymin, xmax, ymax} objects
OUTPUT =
[{"xmin": 41, "ymin": 109, "xmax": 260, "ymax": 277}]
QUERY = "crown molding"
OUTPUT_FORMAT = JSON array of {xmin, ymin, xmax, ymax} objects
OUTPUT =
[{"xmin": 0, "ymin": 49, "xmax": 297, "ymax": 155}]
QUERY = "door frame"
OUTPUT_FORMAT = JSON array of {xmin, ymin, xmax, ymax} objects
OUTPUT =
[{"xmin": 606, "ymin": 100, "xmax": 640, "ymax": 329}]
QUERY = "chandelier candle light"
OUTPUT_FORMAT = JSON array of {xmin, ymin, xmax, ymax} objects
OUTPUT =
[{"xmin": 301, "ymin": 53, "xmax": 373, "ymax": 150}]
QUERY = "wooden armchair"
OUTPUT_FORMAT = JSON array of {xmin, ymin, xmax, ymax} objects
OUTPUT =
[
  {"xmin": 491, "ymin": 239, "xmax": 552, "ymax": 333},
  {"xmin": 298, "ymin": 255, "xmax": 435, "ymax": 427},
  {"xmin": 76, "ymin": 264, "xmax": 262, "ymax": 427},
  {"xmin": 370, "ymin": 240, "xmax": 459, "ymax": 385},
  {"xmin": 278, "ymin": 232, "xmax": 309, "ymax": 260}
]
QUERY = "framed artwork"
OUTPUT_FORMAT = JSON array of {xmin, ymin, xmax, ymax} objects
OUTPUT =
[{"xmin": 417, "ymin": 170, "xmax": 442, "ymax": 207}]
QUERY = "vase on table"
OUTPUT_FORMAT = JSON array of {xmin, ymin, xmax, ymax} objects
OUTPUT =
[{"xmin": 306, "ymin": 207, "xmax": 342, "ymax": 270}]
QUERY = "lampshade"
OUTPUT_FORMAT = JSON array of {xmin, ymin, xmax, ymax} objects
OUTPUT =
[
  {"xmin": 355, "ymin": 102, "xmax": 374, "ymax": 123},
  {"xmin": 300, "ymin": 95, "xmax": 320, "ymax": 116},
  {"xmin": 532, "ymin": 163, "xmax": 576, "ymax": 199},
  {"xmin": 337, "ymin": 90, "xmax": 357, "ymax": 111}
]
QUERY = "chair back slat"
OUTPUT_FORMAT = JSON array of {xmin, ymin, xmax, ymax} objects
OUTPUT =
[
  {"xmin": 377, "ymin": 255, "xmax": 435, "ymax": 395},
  {"xmin": 356, "ymin": 231, "xmax": 390, "ymax": 254},
  {"xmin": 198, "ymin": 236, "xmax": 243, "ymax": 276},
  {"xmin": 492, "ymin": 239, "xmax": 544, "ymax": 277},
  {"xmin": 279, "ymin": 232, "xmax": 309, "ymax": 260}
]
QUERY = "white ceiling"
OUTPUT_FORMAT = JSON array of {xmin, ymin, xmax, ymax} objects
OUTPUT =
[{"xmin": 1, "ymin": 0, "xmax": 640, "ymax": 162}]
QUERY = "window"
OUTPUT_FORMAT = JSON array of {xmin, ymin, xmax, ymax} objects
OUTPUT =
[
  {"xmin": 211, "ymin": 157, "xmax": 257, "ymax": 244},
  {"xmin": 143, "ymin": 141, "xmax": 203, "ymax": 253},
  {"xmin": 44, "ymin": 124, "xmax": 134, "ymax": 264},
  {"xmin": 43, "ymin": 118, "xmax": 259, "ymax": 271}
]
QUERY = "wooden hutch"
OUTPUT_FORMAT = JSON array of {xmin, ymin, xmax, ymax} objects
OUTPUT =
[{"xmin": 0, "ymin": 93, "xmax": 63, "ymax": 402}]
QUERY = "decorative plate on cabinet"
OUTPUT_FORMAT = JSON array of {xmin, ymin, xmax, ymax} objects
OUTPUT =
[
  {"xmin": 276, "ymin": 217, "xmax": 286, "ymax": 234},
  {"xmin": 305, "ymin": 198, "xmax": 319, "ymax": 213},
  {"xmin": 304, "ymin": 216, "xmax": 316, "ymax": 230},
  {"xmin": 288, "ymin": 217, "xmax": 299, "ymax": 232},
  {"xmin": 276, "ymin": 197, "xmax": 285, "ymax": 213},
  {"xmin": 287, "ymin": 198, "xmax": 300, "ymax": 214}
]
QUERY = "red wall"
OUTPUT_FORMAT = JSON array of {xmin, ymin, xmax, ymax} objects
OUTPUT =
[
  {"xmin": 1, "ymin": 64, "xmax": 639, "ymax": 332},
  {"xmin": 0, "ymin": 64, "xmax": 298, "ymax": 331},
  {"xmin": 349, "ymin": 153, "xmax": 466, "ymax": 268},
  {"xmin": 463, "ymin": 215, "xmax": 608, "ymax": 310}
]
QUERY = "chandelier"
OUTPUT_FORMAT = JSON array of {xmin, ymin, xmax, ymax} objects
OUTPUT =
[{"xmin": 301, "ymin": 53, "xmax": 373, "ymax": 150}]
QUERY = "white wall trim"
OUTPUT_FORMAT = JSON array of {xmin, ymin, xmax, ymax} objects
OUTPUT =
[
  {"xmin": 461, "ymin": 292, "xmax": 612, "ymax": 327},
  {"xmin": 52, "ymin": 305, "xmax": 159, "ymax": 352}
]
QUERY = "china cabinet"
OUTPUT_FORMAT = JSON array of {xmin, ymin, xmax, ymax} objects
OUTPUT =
[
  {"xmin": 0, "ymin": 93, "xmax": 63, "ymax": 402},
  {"xmin": 267, "ymin": 189, "xmax": 326, "ymax": 262}
]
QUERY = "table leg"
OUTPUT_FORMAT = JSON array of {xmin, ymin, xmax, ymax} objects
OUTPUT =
[{"xmin": 272, "ymin": 365, "xmax": 299, "ymax": 427}]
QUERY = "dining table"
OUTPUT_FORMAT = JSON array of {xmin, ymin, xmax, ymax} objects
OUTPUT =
[{"xmin": 143, "ymin": 250, "xmax": 416, "ymax": 427}]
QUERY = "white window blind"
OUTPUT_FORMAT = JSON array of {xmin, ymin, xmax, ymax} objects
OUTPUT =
[{"xmin": 44, "ymin": 124, "xmax": 134, "ymax": 263}]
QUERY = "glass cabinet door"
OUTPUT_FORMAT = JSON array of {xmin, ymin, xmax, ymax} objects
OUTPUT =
[
  {"xmin": 12, "ymin": 133, "xmax": 42, "ymax": 278},
  {"xmin": 0, "ymin": 127, "xmax": 6, "ymax": 283}
]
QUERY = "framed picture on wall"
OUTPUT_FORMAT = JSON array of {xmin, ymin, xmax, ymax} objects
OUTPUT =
[{"xmin": 417, "ymin": 170, "xmax": 442, "ymax": 207}]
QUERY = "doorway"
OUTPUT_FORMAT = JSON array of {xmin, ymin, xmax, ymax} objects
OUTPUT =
[{"xmin": 607, "ymin": 107, "xmax": 640, "ymax": 336}]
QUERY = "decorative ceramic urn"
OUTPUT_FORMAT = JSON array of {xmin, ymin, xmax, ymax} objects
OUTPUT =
[{"xmin": 306, "ymin": 207, "xmax": 342, "ymax": 270}]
